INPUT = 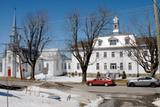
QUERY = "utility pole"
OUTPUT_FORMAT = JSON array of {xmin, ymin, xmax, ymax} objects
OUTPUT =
[
  {"xmin": 153, "ymin": 0, "xmax": 160, "ymax": 73},
  {"xmin": 4, "ymin": 44, "xmax": 9, "ymax": 107}
]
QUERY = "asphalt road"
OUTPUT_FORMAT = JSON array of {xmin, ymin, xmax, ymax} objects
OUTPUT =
[
  {"xmin": 0, "ymin": 80, "xmax": 160, "ymax": 95},
  {"xmin": 63, "ymin": 83, "xmax": 160, "ymax": 107},
  {"xmin": 64, "ymin": 83, "xmax": 160, "ymax": 95}
]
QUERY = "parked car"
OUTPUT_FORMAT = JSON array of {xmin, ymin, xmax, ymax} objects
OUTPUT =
[
  {"xmin": 86, "ymin": 77, "xmax": 116, "ymax": 86},
  {"xmin": 127, "ymin": 76, "xmax": 160, "ymax": 87}
]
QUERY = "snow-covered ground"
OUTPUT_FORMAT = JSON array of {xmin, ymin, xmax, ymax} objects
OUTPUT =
[
  {"xmin": 0, "ymin": 85, "xmax": 103, "ymax": 107},
  {"xmin": 35, "ymin": 73, "xmax": 94, "ymax": 83},
  {"xmin": 0, "ymin": 74, "xmax": 103, "ymax": 107},
  {"xmin": 0, "ymin": 87, "xmax": 79, "ymax": 107},
  {"xmin": 12, "ymin": 73, "xmax": 160, "ymax": 107}
]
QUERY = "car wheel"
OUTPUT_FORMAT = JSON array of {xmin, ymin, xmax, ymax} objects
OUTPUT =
[
  {"xmin": 150, "ymin": 83, "xmax": 156, "ymax": 87},
  {"xmin": 89, "ymin": 83, "xmax": 92, "ymax": 86},
  {"xmin": 104, "ymin": 83, "xmax": 108, "ymax": 87},
  {"xmin": 129, "ymin": 83, "xmax": 135, "ymax": 87}
]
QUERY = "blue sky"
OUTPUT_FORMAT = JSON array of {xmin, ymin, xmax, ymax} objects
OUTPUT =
[{"xmin": 0, "ymin": 0, "xmax": 156, "ymax": 50}]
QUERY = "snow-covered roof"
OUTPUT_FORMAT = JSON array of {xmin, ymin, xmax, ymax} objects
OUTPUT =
[
  {"xmin": 40, "ymin": 48, "xmax": 61, "ymax": 59},
  {"xmin": 94, "ymin": 33, "xmax": 135, "ymax": 48},
  {"xmin": 43, "ymin": 48, "xmax": 59, "ymax": 52}
]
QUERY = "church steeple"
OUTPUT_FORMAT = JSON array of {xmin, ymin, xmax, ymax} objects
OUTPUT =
[
  {"xmin": 8, "ymin": 8, "xmax": 19, "ymax": 78},
  {"xmin": 113, "ymin": 16, "xmax": 119, "ymax": 34},
  {"xmin": 10, "ymin": 8, "xmax": 18, "ymax": 44}
]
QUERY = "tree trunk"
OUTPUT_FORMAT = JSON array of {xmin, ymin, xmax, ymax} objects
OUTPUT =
[
  {"xmin": 19, "ymin": 63, "xmax": 23, "ymax": 80},
  {"xmin": 151, "ymin": 70, "xmax": 156, "ymax": 77},
  {"xmin": 19, "ymin": 59, "xmax": 23, "ymax": 80},
  {"xmin": 30, "ymin": 65, "xmax": 35, "ymax": 80},
  {"xmin": 81, "ymin": 66, "xmax": 87, "ymax": 83},
  {"xmin": 82, "ymin": 71, "xmax": 87, "ymax": 83}
]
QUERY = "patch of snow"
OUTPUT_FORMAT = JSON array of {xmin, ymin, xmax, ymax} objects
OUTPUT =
[
  {"xmin": 84, "ymin": 96, "xmax": 104, "ymax": 107},
  {"xmin": 35, "ymin": 73, "xmax": 94, "ymax": 83},
  {"xmin": 152, "ymin": 98, "xmax": 160, "ymax": 107}
]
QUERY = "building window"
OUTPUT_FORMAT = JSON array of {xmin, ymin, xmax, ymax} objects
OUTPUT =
[
  {"xmin": 104, "ymin": 63, "xmax": 107, "ymax": 70},
  {"xmin": 98, "ymin": 40, "xmax": 102, "ymax": 46},
  {"xmin": 143, "ymin": 51, "xmax": 148, "ymax": 56},
  {"xmin": 128, "ymin": 51, "xmax": 132, "ymax": 57},
  {"xmin": 96, "ymin": 63, "xmax": 100, "ymax": 70},
  {"xmin": 114, "ymin": 24, "xmax": 117, "ymax": 29},
  {"xmin": 120, "ymin": 51, "xmax": 123, "ymax": 57},
  {"xmin": 128, "ymin": 62, "xmax": 132, "ymax": 70},
  {"xmin": 77, "ymin": 63, "xmax": 80, "ymax": 70},
  {"xmin": 64, "ymin": 63, "xmax": 67, "ymax": 69},
  {"xmin": 56, "ymin": 60, "xmax": 59, "ymax": 70},
  {"xmin": 104, "ymin": 52, "xmax": 107, "ymax": 58},
  {"xmin": 96, "ymin": 52, "xmax": 99, "ymax": 58},
  {"xmin": 111, "ymin": 52, "xmax": 115, "ymax": 57},
  {"xmin": 68, "ymin": 63, "xmax": 71, "ymax": 69},
  {"xmin": 125, "ymin": 38, "xmax": 130, "ymax": 44},
  {"xmin": 61, "ymin": 63, "xmax": 63, "ymax": 70},
  {"xmin": 110, "ymin": 63, "xmax": 117, "ymax": 69},
  {"xmin": 39, "ymin": 63, "xmax": 41, "ymax": 71},
  {"xmin": 120, "ymin": 63, "xmax": 123, "ymax": 70},
  {"xmin": 110, "ymin": 40, "xmax": 117, "ymax": 45}
]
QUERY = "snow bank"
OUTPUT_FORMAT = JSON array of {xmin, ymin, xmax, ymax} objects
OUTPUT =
[
  {"xmin": 0, "ymin": 86, "xmax": 80, "ymax": 107},
  {"xmin": 35, "ymin": 73, "xmax": 94, "ymax": 83},
  {"xmin": 84, "ymin": 96, "xmax": 104, "ymax": 107},
  {"xmin": 152, "ymin": 98, "xmax": 160, "ymax": 107}
]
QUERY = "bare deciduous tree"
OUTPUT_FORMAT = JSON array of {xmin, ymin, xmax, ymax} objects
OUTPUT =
[
  {"xmin": 15, "ymin": 12, "xmax": 50, "ymax": 80},
  {"xmin": 67, "ymin": 9, "xmax": 111, "ymax": 83},
  {"xmin": 127, "ymin": 22, "xmax": 158, "ymax": 77}
]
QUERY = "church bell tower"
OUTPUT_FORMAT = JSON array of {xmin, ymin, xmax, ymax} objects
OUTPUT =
[
  {"xmin": 113, "ymin": 16, "xmax": 119, "ymax": 34},
  {"xmin": 8, "ymin": 8, "xmax": 19, "ymax": 77}
]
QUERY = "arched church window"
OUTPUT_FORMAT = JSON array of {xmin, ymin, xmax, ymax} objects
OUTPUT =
[{"xmin": 114, "ymin": 24, "xmax": 117, "ymax": 29}]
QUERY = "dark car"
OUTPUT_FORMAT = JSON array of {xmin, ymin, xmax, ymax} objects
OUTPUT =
[
  {"xmin": 127, "ymin": 76, "xmax": 160, "ymax": 87},
  {"xmin": 86, "ymin": 77, "xmax": 116, "ymax": 86}
]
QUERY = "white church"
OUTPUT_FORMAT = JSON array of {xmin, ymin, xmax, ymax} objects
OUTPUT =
[{"xmin": 0, "ymin": 10, "xmax": 67, "ymax": 78}]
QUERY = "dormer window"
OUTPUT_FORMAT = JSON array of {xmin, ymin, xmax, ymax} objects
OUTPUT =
[
  {"xmin": 98, "ymin": 39, "xmax": 103, "ymax": 46},
  {"xmin": 125, "ymin": 37, "xmax": 130, "ymax": 44},
  {"xmin": 110, "ymin": 40, "xmax": 118, "ymax": 45},
  {"xmin": 108, "ymin": 36, "xmax": 118, "ymax": 45}
]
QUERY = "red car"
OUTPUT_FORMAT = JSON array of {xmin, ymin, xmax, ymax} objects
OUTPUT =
[{"xmin": 86, "ymin": 78, "xmax": 116, "ymax": 86}]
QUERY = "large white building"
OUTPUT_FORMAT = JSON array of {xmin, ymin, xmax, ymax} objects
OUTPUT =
[{"xmin": 69, "ymin": 16, "xmax": 146, "ymax": 76}]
